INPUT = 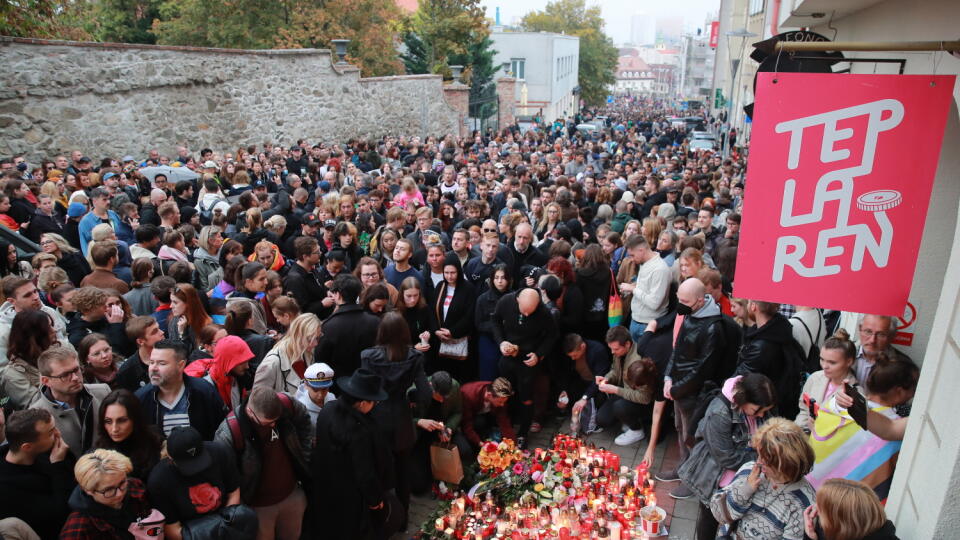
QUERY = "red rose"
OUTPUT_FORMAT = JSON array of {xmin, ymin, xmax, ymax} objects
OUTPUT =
[
  {"xmin": 563, "ymin": 481, "xmax": 572, "ymax": 488},
  {"xmin": 188, "ymin": 482, "xmax": 222, "ymax": 514}
]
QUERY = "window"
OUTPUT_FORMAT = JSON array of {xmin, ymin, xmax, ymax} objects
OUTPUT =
[
  {"xmin": 749, "ymin": 0, "xmax": 764, "ymax": 15},
  {"xmin": 511, "ymin": 58, "xmax": 525, "ymax": 80}
]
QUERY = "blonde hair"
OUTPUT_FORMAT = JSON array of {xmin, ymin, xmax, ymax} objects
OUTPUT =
[
  {"xmin": 38, "ymin": 265, "xmax": 69, "ymax": 292},
  {"xmin": 642, "ymin": 217, "xmax": 663, "ymax": 247},
  {"xmin": 264, "ymin": 215, "xmax": 287, "ymax": 235},
  {"xmin": 74, "ymin": 448, "xmax": 132, "ymax": 491},
  {"xmin": 276, "ymin": 313, "xmax": 321, "ymax": 363},
  {"xmin": 752, "ymin": 417, "xmax": 815, "ymax": 484},
  {"xmin": 816, "ymin": 479, "xmax": 888, "ymax": 540},
  {"xmin": 42, "ymin": 233, "xmax": 78, "ymax": 255},
  {"xmin": 490, "ymin": 377, "xmax": 514, "ymax": 398}
]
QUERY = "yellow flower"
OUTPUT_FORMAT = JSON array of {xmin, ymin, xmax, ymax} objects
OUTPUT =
[{"xmin": 534, "ymin": 483, "xmax": 545, "ymax": 492}]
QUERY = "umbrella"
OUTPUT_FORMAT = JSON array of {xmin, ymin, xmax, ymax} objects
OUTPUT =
[{"xmin": 139, "ymin": 166, "xmax": 199, "ymax": 184}]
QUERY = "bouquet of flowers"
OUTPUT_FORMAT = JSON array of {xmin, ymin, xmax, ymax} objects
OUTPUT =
[{"xmin": 477, "ymin": 439, "xmax": 524, "ymax": 475}]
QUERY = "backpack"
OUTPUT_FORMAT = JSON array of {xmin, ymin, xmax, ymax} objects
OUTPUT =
[
  {"xmin": 792, "ymin": 312, "xmax": 823, "ymax": 374},
  {"xmin": 777, "ymin": 338, "xmax": 806, "ymax": 420},
  {"xmin": 225, "ymin": 392, "xmax": 294, "ymax": 453},
  {"xmin": 715, "ymin": 314, "xmax": 743, "ymax": 383}
]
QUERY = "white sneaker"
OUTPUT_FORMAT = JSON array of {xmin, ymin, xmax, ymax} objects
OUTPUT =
[{"xmin": 614, "ymin": 428, "xmax": 646, "ymax": 446}]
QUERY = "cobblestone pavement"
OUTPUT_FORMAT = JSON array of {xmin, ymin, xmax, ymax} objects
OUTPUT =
[{"xmin": 397, "ymin": 416, "xmax": 699, "ymax": 539}]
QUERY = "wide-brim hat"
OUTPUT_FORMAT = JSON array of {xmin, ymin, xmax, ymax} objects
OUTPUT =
[{"xmin": 336, "ymin": 368, "xmax": 387, "ymax": 402}]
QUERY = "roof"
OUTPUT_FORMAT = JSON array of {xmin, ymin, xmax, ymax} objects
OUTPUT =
[{"xmin": 616, "ymin": 56, "xmax": 654, "ymax": 80}]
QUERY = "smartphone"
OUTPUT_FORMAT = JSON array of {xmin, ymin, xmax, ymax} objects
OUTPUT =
[{"xmin": 802, "ymin": 393, "xmax": 819, "ymax": 419}]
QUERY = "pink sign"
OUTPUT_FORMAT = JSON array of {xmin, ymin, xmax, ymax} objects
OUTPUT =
[
  {"xmin": 734, "ymin": 73, "xmax": 955, "ymax": 316},
  {"xmin": 709, "ymin": 22, "xmax": 719, "ymax": 48}
]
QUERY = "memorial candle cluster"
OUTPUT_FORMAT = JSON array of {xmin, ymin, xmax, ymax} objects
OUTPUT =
[{"xmin": 426, "ymin": 434, "xmax": 664, "ymax": 539}]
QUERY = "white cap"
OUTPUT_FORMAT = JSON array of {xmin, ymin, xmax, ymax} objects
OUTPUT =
[
  {"xmin": 621, "ymin": 191, "xmax": 635, "ymax": 204},
  {"xmin": 203, "ymin": 160, "xmax": 218, "ymax": 169},
  {"xmin": 304, "ymin": 363, "xmax": 335, "ymax": 389}
]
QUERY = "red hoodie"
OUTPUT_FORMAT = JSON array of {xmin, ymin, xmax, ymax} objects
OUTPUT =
[{"xmin": 210, "ymin": 336, "xmax": 254, "ymax": 408}]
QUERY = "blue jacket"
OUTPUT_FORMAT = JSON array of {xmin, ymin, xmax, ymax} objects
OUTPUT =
[
  {"xmin": 135, "ymin": 374, "xmax": 227, "ymax": 440},
  {"xmin": 78, "ymin": 209, "xmax": 123, "ymax": 257}
]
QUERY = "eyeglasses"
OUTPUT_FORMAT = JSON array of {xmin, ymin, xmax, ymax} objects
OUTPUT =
[
  {"xmin": 248, "ymin": 407, "xmax": 278, "ymax": 428},
  {"xmin": 47, "ymin": 366, "xmax": 82, "ymax": 380},
  {"xmin": 40, "ymin": 240, "xmax": 54, "ymax": 246},
  {"xmin": 360, "ymin": 273, "xmax": 380, "ymax": 279},
  {"xmin": 482, "ymin": 228, "xmax": 497, "ymax": 233},
  {"xmin": 859, "ymin": 329, "xmax": 890, "ymax": 339},
  {"xmin": 93, "ymin": 477, "xmax": 128, "ymax": 498}
]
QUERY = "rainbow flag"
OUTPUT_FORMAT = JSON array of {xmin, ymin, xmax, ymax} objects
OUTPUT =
[{"xmin": 806, "ymin": 396, "xmax": 901, "ymax": 503}]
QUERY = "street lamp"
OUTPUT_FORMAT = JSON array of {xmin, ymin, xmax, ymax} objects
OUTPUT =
[{"xmin": 722, "ymin": 28, "xmax": 757, "ymax": 158}]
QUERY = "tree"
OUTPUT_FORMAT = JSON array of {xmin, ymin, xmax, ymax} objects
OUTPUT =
[
  {"xmin": 277, "ymin": 0, "xmax": 405, "ymax": 77},
  {"xmin": 520, "ymin": 0, "xmax": 617, "ymax": 107},
  {"xmin": 152, "ymin": 0, "xmax": 288, "ymax": 49},
  {"xmin": 448, "ymin": 32, "xmax": 498, "ymax": 120},
  {"xmin": 401, "ymin": 0, "xmax": 487, "ymax": 75},
  {"xmin": 84, "ymin": 0, "xmax": 161, "ymax": 44},
  {"xmin": 0, "ymin": 0, "xmax": 91, "ymax": 40}
]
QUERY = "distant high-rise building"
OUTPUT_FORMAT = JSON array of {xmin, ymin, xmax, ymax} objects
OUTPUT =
[
  {"xmin": 630, "ymin": 14, "xmax": 656, "ymax": 46},
  {"xmin": 656, "ymin": 16, "xmax": 684, "ymax": 45}
]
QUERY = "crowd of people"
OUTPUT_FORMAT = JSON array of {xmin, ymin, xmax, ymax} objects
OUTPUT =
[{"xmin": 0, "ymin": 97, "xmax": 911, "ymax": 539}]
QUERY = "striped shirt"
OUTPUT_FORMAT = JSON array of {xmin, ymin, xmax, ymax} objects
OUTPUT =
[
  {"xmin": 710, "ymin": 462, "xmax": 815, "ymax": 540},
  {"xmin": 158, "ymin": 385, "xmax": 190, "ymax": 436}
]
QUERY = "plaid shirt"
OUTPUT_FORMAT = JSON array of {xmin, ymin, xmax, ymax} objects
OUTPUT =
[{"xmin": 60, "ymin": 478, "xmax": 149, "ymax": 540}]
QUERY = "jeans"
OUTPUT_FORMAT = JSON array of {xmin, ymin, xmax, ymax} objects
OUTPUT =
[
  {"xmin": 629, "ymin": 319, "xmax": 648, "ymax": 343},
  {"xmin": 596, "ymin": 394, "xmax": 650, "ymax": 431},
  {"xmin": 477, "ymin": 334, "xmax": 500, "ymax": 381}
]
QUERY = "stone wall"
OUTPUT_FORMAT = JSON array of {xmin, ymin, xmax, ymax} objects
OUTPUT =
[{"xmin": 0, "ymin": 37, "xmax": 465, "ymax": 160}]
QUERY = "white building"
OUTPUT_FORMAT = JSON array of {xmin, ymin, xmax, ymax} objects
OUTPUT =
[
  {"xmin": 490, "ymin": 29, "xmax": 580, "ymax": 121},
  {"xmin": 679, "ymin": 29, "xmax": 716, "ymax": 101},
  {"xmin": 614, "ymin": 55, "xmax": 655, "ymax": 95},
  {"xmin": 738, "ymin": 1, "xmax": 960, "ymax": 538}
]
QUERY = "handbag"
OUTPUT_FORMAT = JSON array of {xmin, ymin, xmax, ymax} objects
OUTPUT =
[
  {"xmin": 438, "ymin": 336, "xmax": 469, "ymax": 361},
  {"xmin": 181, "ymin": 504, "xmax": 258, "ymax": 540},
  {"xmin": 128, "ymin": 509, "xmax": 165, "ymax": 539},
  {"xmin": 430, "ymin": 442, "xmax": 464, "ymax": 484},
  {"xmin": 607, "ymin": 269, "xmax": 623, "ymax": 327}
]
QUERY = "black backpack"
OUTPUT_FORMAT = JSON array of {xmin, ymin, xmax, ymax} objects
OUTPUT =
[
  {"xmin": 777, "ymin": 338, "xmax": 806, "ymax": 420},
  {"xmin": 792, "ymin": 312, "xmax": 823, "ymax": 374},
  {"xmin": 715, "ymin": 314, "xmax": 743, "ymax": 383}
]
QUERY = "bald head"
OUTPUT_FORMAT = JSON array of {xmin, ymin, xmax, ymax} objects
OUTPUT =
[
  {"xmin": 677, "ymin": 278, "xmax": 706, "ymax": 313},
  {"xmin": 518, "ymin": 288, "xmax": 540, "ymax": 316},
  {"xmin": 150, "ymin": 188, "xmax": 167, "ymax": 205}
]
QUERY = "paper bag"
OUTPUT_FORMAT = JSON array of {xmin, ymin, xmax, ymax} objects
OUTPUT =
[{"xmin": 430, "ymin": 442, "xmax": 464, "ymax": 484}]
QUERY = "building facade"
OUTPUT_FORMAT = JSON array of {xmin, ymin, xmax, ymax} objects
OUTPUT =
[
  {"xmin": 614, "ymin": 55, "xmax": 655, "ymax": 95},
  {"xmin": 489, "ymin": 30, "xmax": 580, "ymax": 121},
  {"xmin": 679, "ymin": 28, "xmax": 717, "ymax": 101},
  {"xmin": 733, "ymin": 0, "xmax": 960, "ymax": 537}
]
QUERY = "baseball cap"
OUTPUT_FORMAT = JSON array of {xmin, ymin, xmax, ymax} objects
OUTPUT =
[
  {"xmin": 323, "ymin": 219, "xmax": 337, "ymax": 230},
  {"xmin": 304, "ymin": 363, "xmax": 335, "ymax": 389},
  {"xmin": 122, "ymin": 155, "xmax": 135, "ymax": 163},
  {"xmin": 101, "ymin": 172, "xmax": 117, "ymax": 182},
  {"xmin": 67, "ymin": 202, "xmax": 87, "ymax": 218},
  {"xmin": 289, "ymin": 145, "xmax": 301, "ymax": 151},
  {"xmin": 318, "ymin": 181, "xmax": 331, "ymax": 192},
  {"xmin": 303, "ymin": 214, "xmax": 321, "ymax": 226},
  {"xmin": 203, "ymin": 160, "xmax": 217, "ymax": 169},
  {"xmin": 166, "ymin": 427, "xmax": 211, "ymax": 476},
  {"xmin": 620, "ymin": 191, "xmax": 635, "ymax": 204},
  {"xmin": 252, "ymin": 178, "xmax": 266, "ymax": 189},
  {"xmin": 78, "ymin": 156, "xmax": 91, "ymax": 163}
]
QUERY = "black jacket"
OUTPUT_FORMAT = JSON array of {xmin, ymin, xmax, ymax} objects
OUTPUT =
[
  {"xmin": 316, "ymin": 304, "xmax": 380, "ymax": 378},
  {"xmin": 8, "ymin": 197, "xmax": 35, "ymax": 225},
  {"xmin": 135, "ymin": 375, "xmax": 228, "ymax": 440},
  {"xmin": 311, "ymin": 399, "xmax": 393, "ymax": 540},
  {"xmin": 475, "ymin": 287, "xmax": 508, "ymax": 336},
  {"xmin": 507, "ymin": 243, "xmax": 548, "ymax": 286},
  {"xmin": 24, "ymin": 209, "xmax": 64, "ymax": 243},
  {"xmin": 665, "ymin": 307, "xmax": 725, "ymax": 400},
  {"xmin": 283, "ymin": 262, "xmax": 327, "ymax": 317},
  {"xmin": 58, "ymin": 251, "xmax": 93, "ymax": 289},
  {"xmin": 429, "ymin": 253, "xmax": 475, "ymax": 339},
  {"xmin": 0, "ymin": 447, "xmax": 75, "ymax": 539},
  {"xmin": 736, "ymin": 314, "xmax": 799, "ymax": 416},
  {"xmin": 117, "ymin": 350, "xmax": 150, "ymax": 393},
  {"xmin": 67, "ymin": 314, "xmax": 134, "ymax": 357},
  {"xmin": 361, "ymin": 346, "xmax": 431, "ymax": 452},
  {"xmin": 576, "ymin": 265, "xmax": 611, "ymax": 323},
  {"xmin": 491, "ymin": 290, "xmax": 559, "ymax": 360}
]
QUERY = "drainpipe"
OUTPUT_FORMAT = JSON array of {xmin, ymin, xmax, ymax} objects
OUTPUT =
[{"xmin": 770, "ymin": 0, "xmax": 781, "ymax": 37}]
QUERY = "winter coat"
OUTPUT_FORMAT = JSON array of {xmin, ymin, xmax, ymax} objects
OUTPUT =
[
  {"xmin": 31, "ymin": 384, "xmax": 111, "ymax": 458},
  {"xmin": 461, "ymin": 381, "xmax": 515, "ymax": 446},
  {"xmin": 0, "ymin": 302, "xmax": 70, "ymax": 365},
  {"xmin": 66, "ymin": 313, "xmax": 134, "ymax": 358},
  {"xmin": 361, "ymin": 346, "xmax": 431, "ymax": 452},
  {"xmin": 193, "ymin": 247, "xmax": 220, "ymax": 292},
  {"xmin": 0, "ymin": 445, "xmax": 75, "ymax": 539},
  {"xmin": 57, "ymin": 250, "xmax": 93, "ymax": 287},
  {"xmin": 664, "ymin": 297, "xmax": 725, "ymax": 400},
  {"xmin": 429, "ymin": 254, "xmax": 475, "ymax": 340},
  {"xmin": 254, "ymin": 346, "xmax": 304, "ymax": 395},
  {"xmin": 736, "ymin": 313, "xmax": 800, "ymax": 416},
  {"xmin": 474, "ymin": 287, "xmax": 507, "ymax": 336},
  {"xmin": 576, "ymin": 265, "xmax": 611, "ymax": 323},
  {"xmin": 283, "ymin": 262, "xmax": 327, "ymax": 317},
  {"xmin": 315, "ymin": 304, "xmax": 380, "ymax": 378},
  {"xmin": 311, "ymin": 399, "xmax": 394, "ymax": 540},
  {"xmin": 491, "ymin": 291, "xmax": 559, "ymax": 360},
  {"xmin": 60, "ymin": 478, "xmax": 151, "ymax": 540},
  {"xmin": 24, "ymin": 209, "xmax": 63, "ymax": 243},
  {"xmin": 0, "ymin": 357, "xmax": 40, "ymax": 410},
  {"xmin": 678, "ymin": 378, "xmax": 765, "ymax": 504},
  {"xmin": 214, "ymin": 399, "xmax": 313, "ymax": 504},
  {"xmin": 123, "ymin": 283, "xmax": 158, "ymax": 317},
  {"xmin": 135, "ymin": 375, "xmax": 227, "ymax": 440},
  {"xmin": 411, "ymin": 379, "xmax": 462, "ymax": 432}
]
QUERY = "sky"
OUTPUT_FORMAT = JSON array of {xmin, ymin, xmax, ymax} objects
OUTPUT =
[{"xmin": 479, "ymin": 0, "xmax": 721, "ymax": 45}]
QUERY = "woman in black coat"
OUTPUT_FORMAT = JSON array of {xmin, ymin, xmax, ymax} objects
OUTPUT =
[
  {"xmin": 310, "ymin": 369, "xmax": 400, "ymax": 540},
  {"xmin": 430, "ymin": 252, "xmax": 476, "ymax": 381},
  {"xmin": 360, "ymin": 313, "xmax": 431, "ymax": 531},
  {"xmin": 475, "ymin": 264, "xmax": 512, "ymax": 381},
  {"xmin": 575, "ymin": 244, "xmax": 613, "ymax": 343}
]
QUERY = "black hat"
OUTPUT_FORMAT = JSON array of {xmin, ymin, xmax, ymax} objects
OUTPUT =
[
  {"xmin": 336, "ymin": 368, "xmax": 388, "ymax": 402},
  {"xmin": 303, "ymin": 214, "xmax": 321, "ymax": 226},
  {"xmin": 252, "ymin": 178, "xmax": 267, "ymax": 189},
  {"xmin": 78, "ymin": 156, "xmax": 92, "ymax": 163},
  {"xmin": 323, "ymin": 219, "xmax": 337, "ymax": 230},
  {"xmin": 289, "ymin": 145, "xmax": 301, "ymax": 152},
  {"xmin": 166, "ymin": 427, "xmax": 211, "ymax": 476}
]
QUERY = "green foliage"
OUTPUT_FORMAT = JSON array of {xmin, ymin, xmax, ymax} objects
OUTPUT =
[
  {"xmin": 520, "ymin": 0, "xmax": 617, "ymax": 107},
  {"xmin": 0, "ymin": 0, "xmax": 91, "ymax": 40},
  {"xmin": 85, "ymin": 0, "xmax": 161, "ymax": 44},
  {"xmin": 402, "ymin": 0, "xmax": 488, "ymax": 75},
  {"xmin": 152, "ymin": 0, "xmax": 287, "ymax": 49}
]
